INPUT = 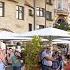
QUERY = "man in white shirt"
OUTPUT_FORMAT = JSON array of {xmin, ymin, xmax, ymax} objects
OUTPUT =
[
  {"xmin": 41, "ymin": 46, "xmax": 53, "ymax": 70},
  {"xmin": 16, "ymin": 42, "xmax": 21, "ymax": 53}
]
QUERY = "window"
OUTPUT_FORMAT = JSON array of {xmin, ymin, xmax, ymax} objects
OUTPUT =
[
  {"xmin": 39, "ymin": 25, "xmax": 44, "ymax": 29},
  {"xmin": 36, "ymin": 8, "xmax": 39, "ymax": 16},
  {"xmin": 29, "ymin": 24, "xmax": 32, "ymax": 31},
  {"xmin": 58, "ymin": 0, "xmax": 62, "ymax": 9},
  {"xmin": 46, "ymin": 0, "xmax": 52, "ymax": 5},
  {"xmin": 46, "ymin": 11, "xmax": 52, "ymax": 20},
  {"xmin": 0, "ymin": 2, "xmax": 4, "ymax": 17},
  {"xmin": 16, "ymin": 6, "xmax": 24, "ymax": 20},
  {"xmin": 29, "ymin": 9, "xmax": 33, "ymax": 16},
  {"xmin": 36, "ymin": 7, "xmax": 45, "ymax": 17}
]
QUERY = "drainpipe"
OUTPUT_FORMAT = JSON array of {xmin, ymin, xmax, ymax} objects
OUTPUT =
[
  {"xmin": 45, "ymin": 0, "xmax": 46, "ymax": 28},
  {"xmin": 33, "ymin": 0, "xmax": 36, "ymax": 30}
]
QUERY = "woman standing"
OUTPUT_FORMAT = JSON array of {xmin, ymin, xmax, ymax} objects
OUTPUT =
[{"xmin": 11, "ymin": 51, "xmax": 22, "ymax": 70}]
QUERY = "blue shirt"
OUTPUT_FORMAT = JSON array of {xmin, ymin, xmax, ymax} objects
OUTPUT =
[{"xmin": 42, "ymin": 50, "xmax": 52, "ymax": 66}]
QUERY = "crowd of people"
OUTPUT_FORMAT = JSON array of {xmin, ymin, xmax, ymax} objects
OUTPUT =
[
  {"xmin": 40, "ymin": 45, "xmax": 70, "ymax": 70},
  {"xmin": 0, "ymin": 41, "xmax": 70, "ymax": 70},
  {"xmin": 0, "ymin": 48, "xmax": 24, "ymax": 70},
  {"xmin": 0, "ymin": 42, "xmax": 24, "ymax": 70}
]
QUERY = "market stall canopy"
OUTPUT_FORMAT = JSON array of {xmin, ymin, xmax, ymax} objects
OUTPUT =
[
  {"xmin": 41, "ymin": 39, "xmax": 70, "ymax": 44},
  {"xmin": 0, "ymin": 31, "xmax": 31, "ymax": 40},
  {"xmin": 58, "ymin": 38, "xmax": 70, "ymax": 41},
  {"xmin": 0, "ymin": 31, "xmax": 18, "ymax": 36},
  {"xmin": 16, "ymin": 27, "xmax": 70, "ymax": 40},
  {"xmin": 52, "ymin": 40, "xmax": 70, "ymax": 44}
]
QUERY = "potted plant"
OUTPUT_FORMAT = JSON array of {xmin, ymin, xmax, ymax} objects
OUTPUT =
[{"xmin": 24, "ymin": 36, "xmax": 43, "ymax": 70}]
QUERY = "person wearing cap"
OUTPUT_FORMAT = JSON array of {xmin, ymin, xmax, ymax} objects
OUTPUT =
[{"xmin": 41, "ymin": 46, "xmax": 53, "ymax": 70}]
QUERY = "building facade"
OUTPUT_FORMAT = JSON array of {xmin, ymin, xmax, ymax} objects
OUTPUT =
[
  {"xmin": 0, "ymin": 0, "xmax": 70, "ymax": 33},
  {"xmin": 53, "ymin": 0, "xmax": 70, "ymax": 30}
]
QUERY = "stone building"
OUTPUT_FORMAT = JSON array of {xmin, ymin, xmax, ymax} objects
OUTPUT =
[
  {"xmin": 0, "ymin": 0, "xmax": 70, "ymax": 33},
  {"xmin": 53, "ymin": 0, "xmax": 70, "ymax": 30}
]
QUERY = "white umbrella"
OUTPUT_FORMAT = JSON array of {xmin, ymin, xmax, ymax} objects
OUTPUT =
[
  {"xmin": 16, "ymin": 27, "xmax": 70, "ymax": 40},
  {"xmin": 0, "ymin": 31, "xmax": 32, "ymax": 40},
  {"xmin": 0, "ymin": 31, "xmax": 18, "ymax": 36},
  {"xmin": 0, "ymin": 31, "xmax": 18, "ymax": 39},
  {"xmin": 17, "ymin": 27, "xmax": 70, "ymax": 39},
  {"xmin": 15, "ymin": 27, "xmax": 70, "ymax": 46}
]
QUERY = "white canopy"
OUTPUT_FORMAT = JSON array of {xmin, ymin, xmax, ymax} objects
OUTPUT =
[
  {"xmin": 0, "ymin": 31, "xmax": 17, "ymax": 36},
  {"xmin": 58, "ymin": 38, "xmax": 70, "ymax": 41},
  {"xmin": 53, "ymin": 40, "xmax": 70, "ymax": 44},
  {"xmin": 0, "ymin": 31, "xmax": 18, "ymax": 39},
  {"xmin": 42, "ymin": 39, "xmax": 70, "ymax": 44},
  {"xmin": 0, "ymin": 28, "xmax": 69, "ymax": 42},
  {"xmin": 15, "ymin": 27, "xmax": 70, "ymax": 46},
  {"xmin": 16, "ymin": 27, "xmax": 70, "ymax": 40},
  {"xmin": 0, "ymin": 31, "xmax": 31, "ymax": 40}
]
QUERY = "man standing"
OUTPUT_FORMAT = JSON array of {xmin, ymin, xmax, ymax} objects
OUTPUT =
[
  {"xmin": 16, "ymin": 42, "xmax": 21, "ymax": 53},
  {"xmin": 41, "ymin": 46, "xmax": 53, "ymax": 70}
]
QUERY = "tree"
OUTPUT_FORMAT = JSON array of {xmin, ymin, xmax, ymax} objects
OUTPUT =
[{"xmin": 24, "ymin": 36, "xmax": 43, "ymax": 70}]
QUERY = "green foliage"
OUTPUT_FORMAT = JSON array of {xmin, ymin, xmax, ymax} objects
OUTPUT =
[
  {"xmin": 24, "ymin": 36, "xmax": 43, "ymax": 70},
  {"xmin": 58, "ymin": 23, "xmax": 67, "ymax": 30},
  {"xmin": 54, "ymin": 23, "xmax": 69, "ymax": 31}
]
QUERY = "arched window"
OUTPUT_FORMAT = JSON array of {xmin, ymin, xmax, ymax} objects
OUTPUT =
[{"xmin": 53, "ymin": 18, "xmax": 69, "ymax": 31}]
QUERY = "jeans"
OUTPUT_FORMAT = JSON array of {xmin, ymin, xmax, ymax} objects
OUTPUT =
[
  {"xmin": 42, "ymin": 65, "xmax": 52, "ymax": 70},
  {"xmin": 13, "ymin": 66, "xmax": 21, "ymax": 70}
]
